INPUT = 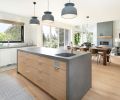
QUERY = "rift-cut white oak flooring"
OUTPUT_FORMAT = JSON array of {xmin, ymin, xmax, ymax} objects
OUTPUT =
[
  {"xmin": 1, "ymin": 56, "xmax": 120, "ymax": 100},
  {"xmin": 82, "ymin": 60, "xmax": 120, "ymax": 100}
]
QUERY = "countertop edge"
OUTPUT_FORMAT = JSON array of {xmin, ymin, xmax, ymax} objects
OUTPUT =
[
  {"xmin": 17, "ymin": 49, "xmax": 70, "ymax": 62},
  {"xmin": 17, "ymin": 48, "xmax": 91, "ymax": 62}
]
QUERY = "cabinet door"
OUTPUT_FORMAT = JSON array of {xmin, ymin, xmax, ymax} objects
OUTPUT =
[
  {"xmin": 35, "ymin": 57, "xmax": 67, "ymax": 100},
  {"xmin": 47, "ymin": 60, "xmax": 67, "ymax": 100},
  {"xmin": 18, "ymin": 51, "xmax": 50, "ymax": 91}
]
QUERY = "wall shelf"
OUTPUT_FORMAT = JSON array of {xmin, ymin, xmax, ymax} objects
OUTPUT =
[{"xmin": 97, "ymin": 36, "xmax": 112, "ymax": 39}]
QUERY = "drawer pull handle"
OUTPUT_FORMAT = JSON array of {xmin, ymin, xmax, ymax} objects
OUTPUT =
[{"xmin": 53, "ymin": 60, "xmax": 60, "ymax": 70}]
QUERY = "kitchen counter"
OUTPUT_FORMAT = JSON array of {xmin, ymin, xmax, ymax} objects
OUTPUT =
[
  {"xmin": 18, "ymin": 47, "xmax": 90, "ymax": 61},
  {"xmin": 17, "ymin": 47, "xmax": 91, "ymax": 100}
]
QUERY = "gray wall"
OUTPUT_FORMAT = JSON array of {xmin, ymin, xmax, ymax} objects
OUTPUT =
[{"xmin": 97, "ymin": 21, "xmax": 113, "ymax": 47}]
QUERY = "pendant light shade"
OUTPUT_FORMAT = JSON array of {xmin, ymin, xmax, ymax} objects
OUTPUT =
[
  {"xmin": 42, "ymin": 0, "xmax": 54, "ymax": 22},
  {"xmin": 61, "ymin": 1, "xmax": 77, "ymax": 19},
  {"xmin": 42, "ymin": 11, "xmax": 54, "ymax": 22},
  {"xmin": 30, "ymin": 16, "xmax": 40, "ymax": 24},
  {"xmin": 29, "ymin": 2, "xmax": 40, "ymax": 25}
]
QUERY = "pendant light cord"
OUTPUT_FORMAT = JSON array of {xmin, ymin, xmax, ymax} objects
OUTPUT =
[
  {"xmin": 33, "ymin": 2, "xmax": 36, "ymax": 16},
  {"xmin": 48, "ymin": 0, "xmax": 49, "ymax": 11}
]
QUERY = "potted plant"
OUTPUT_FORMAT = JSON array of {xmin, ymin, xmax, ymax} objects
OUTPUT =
[{"xmin": 74, "ymin": 32, "xmax": 80, "ymax": 46}]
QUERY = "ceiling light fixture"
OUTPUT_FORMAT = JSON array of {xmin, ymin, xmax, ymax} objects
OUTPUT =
[
  {"xmin": 61, "ymin": 0, "xmax": 77, "ymax": 19},
  {"xmin": 42, "ymin": 0, "xmax": 54, "ymax": 23},
  {"xmin": 29, "ymin": 2, "xmax": 40, "ymax": 25}
]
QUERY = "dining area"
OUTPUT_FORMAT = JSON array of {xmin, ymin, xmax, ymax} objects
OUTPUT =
[{"xmin": 67, "ymin": 45, "xmax": 111, "ymax": 66}]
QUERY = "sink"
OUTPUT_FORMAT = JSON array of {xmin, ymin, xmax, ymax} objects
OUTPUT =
[{"xmin": 56, "ymin": 53, "xmax": 76, "ymax": 57}]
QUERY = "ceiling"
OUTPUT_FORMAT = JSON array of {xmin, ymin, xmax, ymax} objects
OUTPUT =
[{"xmin": 0, "ymin": 0, "xmax": 120, "ymax": 25}]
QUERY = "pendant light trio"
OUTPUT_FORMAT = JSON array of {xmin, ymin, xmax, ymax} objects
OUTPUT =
[{"xmin": 29, "ymin": 0, "xmax": 77, "ymax": 25}]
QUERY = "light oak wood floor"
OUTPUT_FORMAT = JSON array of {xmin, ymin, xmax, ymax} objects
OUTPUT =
[
  {"xmin": 82, "ymin": 59, "xmax": 120, "ymax": 100},
  {"xmin": 1, "ymin": 56, "xmax": 120, "ymax": 100}
]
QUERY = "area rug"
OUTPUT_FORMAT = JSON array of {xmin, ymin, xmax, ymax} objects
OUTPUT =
[
  {"xmin": 0, "ymin": 64, "xmax": 16, "ymax": 72},
  {"xmin": 0, "ymin": 74, "xmax": 34, "ymax": 100}
]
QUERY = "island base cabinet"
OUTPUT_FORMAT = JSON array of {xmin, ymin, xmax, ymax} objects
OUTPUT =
[{"xmin": 17, "ymin": 51, "xmax": 67, "ymax": 100}]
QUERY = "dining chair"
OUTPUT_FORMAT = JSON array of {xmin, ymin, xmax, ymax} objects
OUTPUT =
[
  {"xmin": 67, "ymin": 46, "xmax": 71, "ymax": 50},
  {"xmin": 98, "ymin": 49, "xmax": 111, "ymax": 64},
  {"xmin": 90, "ymin": 48, "xmax": 99, "ymax": 63},
  {"xmin": 80, "ymin": 48, "xmax": 89, "ymax": 52}
]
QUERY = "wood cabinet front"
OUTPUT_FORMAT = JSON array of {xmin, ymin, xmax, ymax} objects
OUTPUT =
[{"xmin": 17, "ymin": 51, "xmax": 67, "ymax": 100}]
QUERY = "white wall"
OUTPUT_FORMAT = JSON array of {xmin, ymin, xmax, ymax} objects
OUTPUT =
[{"xmin": 87, "ymin": 24, "xmax": 97, "ymax": 46}]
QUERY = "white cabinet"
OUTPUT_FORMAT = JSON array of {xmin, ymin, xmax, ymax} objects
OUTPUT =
[
  {"xmin": 0, "ymin": 48, "xmax": 17, "ymax": 67},
  {"xmin": 0, "ymin": 46, "xmax": 35, "ymax": 67}
]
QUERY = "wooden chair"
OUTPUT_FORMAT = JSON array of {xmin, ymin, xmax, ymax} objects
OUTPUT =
[
  {"xmin": 80, "ymin": 48, "xmax": 89, "ymax": 52},
  {"xmin": 90, "ymin": 48, "xmax": 99, "ymax": 63},
  {"xmin": 67, "ymin": 46, "xmax": 71, "ymax": 50},
  {"xmin": 98, "ymin": 49, "xmax": 111, "ymax": 64}
]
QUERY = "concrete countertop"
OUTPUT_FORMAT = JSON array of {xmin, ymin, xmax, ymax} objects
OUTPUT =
[{"xmin": 18, "ymin": 47, "xmax": 90, "ymax": 61}]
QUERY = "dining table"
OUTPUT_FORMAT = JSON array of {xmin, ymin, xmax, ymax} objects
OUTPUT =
[
  {"xmin": 91, "ymin": 47, "xmax": 111, "ymax": 66},
  {"xmin": 67, "ymin": 46, "xmax": 111, "ymax": 66},
  {"xmin": 73, "ymin": 46, "xmax": 110, "ymax": 66}
]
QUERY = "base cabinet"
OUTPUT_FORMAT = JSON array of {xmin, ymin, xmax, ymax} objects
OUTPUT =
[
  {"xmin": 18, "ymin": 49, "xmax": 91, "ymax": 100},
  {"xmin": 18, "ymin": 51, "xmax": 66, "ymax": 100}
]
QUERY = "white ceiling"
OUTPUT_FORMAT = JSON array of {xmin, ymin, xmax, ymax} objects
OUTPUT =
[{"xmin": 0, "ymin": 0, "xmax": 120, "ymax": 25}]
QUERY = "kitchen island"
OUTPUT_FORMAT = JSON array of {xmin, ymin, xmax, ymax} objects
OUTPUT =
[{"xmin": 17, "ymin": 47, "xmax": 91, "ymax": 100}]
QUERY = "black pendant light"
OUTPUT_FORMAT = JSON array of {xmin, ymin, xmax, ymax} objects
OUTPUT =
[
  {"xmin": 61, "ymin": 0, "xmax": 77, "ymax": 19},
  {"xmin": 42, "ymin": 0, "xmax": 54, "ymax": 22},
  {"xmin": 29, "ymin": 2, "xmax": 40, "ymax": 25}
]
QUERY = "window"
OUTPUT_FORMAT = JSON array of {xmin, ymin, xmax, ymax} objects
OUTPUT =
[
  {"xmin": 43, "ymin": 25, "xmax": 59, "ymax": 48},
  {"xmin": 0, "ymin": 19, "xmax": 24, "ymax": 43},
  {"xmin": 81, "ymin": 32, "xmax": 93, "ymax": 43},
  {"xmin": 59, "ymin": 28, "xmax": 64, "ymax": 47},
  {"xmin": 42, "ymin": 25, "xmax": 71, "ymax": 48}
]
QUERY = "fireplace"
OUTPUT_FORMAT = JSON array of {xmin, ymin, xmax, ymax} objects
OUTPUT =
[{"xmin": 100, "ymin": 41, "xmax": 109, "ymax": 45}]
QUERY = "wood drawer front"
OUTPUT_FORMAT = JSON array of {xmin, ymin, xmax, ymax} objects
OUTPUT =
[
  {"xmin": 18, "ymin": 61, "xmax": 50, "ymax": 91},
  {"xmin": 48, "ymin": 70, "xmax": 66, "ymax": 100}
]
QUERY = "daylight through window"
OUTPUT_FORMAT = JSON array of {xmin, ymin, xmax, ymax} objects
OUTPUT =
[{"xmin": 0, "ymin": 20, "xmax": 24, "ymax": 43}]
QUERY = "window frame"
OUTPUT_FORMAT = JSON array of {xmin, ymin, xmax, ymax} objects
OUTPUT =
[{"xmin": 0, "ymin": 19, "xmax": 24, "ymax": 43}]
